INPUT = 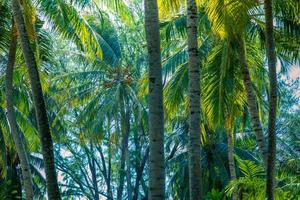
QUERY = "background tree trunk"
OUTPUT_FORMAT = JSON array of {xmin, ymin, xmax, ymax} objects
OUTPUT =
[
  {"xmin": 186, "ymin": 0, "xmax": 203, "ymax": 199},
  {"xmin": 126, "ymin": 145, "xmax": 132, "ymax": 200},
  {"xmin": 107, "ymin": 118, "xmax": 113, "ymax": 200},
  {"xmin": 227, "ymin": 129, "xmax": 237, "ymax": 200},
  {"xmin": 264, "ymin": 0, "xmax": 278, "ymax": 199},
  {"xmin": 5, "ymin": 21, "xmax": 34, "ymax": 200},
  {"xmin": 238, "ymin": 38, "xmax": 268, "ymax": 167},
  {"xmin": 87, "ymin": 144, "xmax": 99, "ymax": 200},
  {"xmin": 11, "ymin": 0, "xmax": 61, "ymax": 199},
  {"xmin": 117, "ymin": 96, "xmax": 130, "ymax": 200},
  {"xmin": 133, "ymin": 147, "xmax": 149, "ymax": 200},
  {"xmin": 144, "ymin": 0, "xmax": 165, "ymax": 199}
]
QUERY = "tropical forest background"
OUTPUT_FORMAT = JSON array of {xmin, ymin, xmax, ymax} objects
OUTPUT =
[{"xmin": 0, "ymin": 0, "xmax": 299, "ymax": 199}]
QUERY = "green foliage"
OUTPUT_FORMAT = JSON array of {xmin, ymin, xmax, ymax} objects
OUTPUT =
[
  {"xmin": 226, "ymin": 158, "xmax": 300, "ymax": 200},
  {"xmin": 0, "ymin": 180, "xmax": 21, "ymax": 200}
]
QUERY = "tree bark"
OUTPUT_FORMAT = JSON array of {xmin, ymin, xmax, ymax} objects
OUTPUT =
[
  {"xmin": 117, "ymin": 96, "xmax": 130, "ymax": 200},
  {"xmin": 87, "ymin": 144, "xmax": 99, "ymax": 200},
  {"xmin": 227, "ymin": 129, "xmax": 237, "ymax": 200},
  {"xmin": 126, "ymin": 144, "xmax": 133, "ymax": 200},
  {"xmin": 107, "ymin": 118, "xmax": 113, "ymax": 200},
  {"xmin": 238, "ymin": 37, "xmax": 268, "ymax": 167},
  {"xmin": 187, "ymin": 0, "xmax": 202, "ymax": 199},
  {"xmin": 5, "ymin": 21, "xmax": 34, "ymax": 200},
  {"xmin": 133, "ymin": 147, "xmax": 149, "ymax": 200},
  {"xmin": 144, "ymin": 0, "xmax": 165, "ymax": 199},
  {"xmin": 264, "ymin": 0, "xmax": 278, "ymax": 199},
  {"xmin": 11, "ymin": 0, "xmax": 61, "ymax": 199}
]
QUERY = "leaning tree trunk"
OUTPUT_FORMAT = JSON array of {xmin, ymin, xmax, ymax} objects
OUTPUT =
[
  {"xmin": 264, "ymin": 0, "xmax": 278, "ymax": 199},
  {"xmin": 186, "ymin": 0, "xmax": 202, "ymax": 199},
  {"xmin": 5, "ymin": 21, "xmax": 34, "ymax": 200},
  {"xmin": 11, "ymin": 0, "xmax": 61, "ymax": 199},
  {"xmin": 238, "ymin": 38, "xmax": 268, "ymax": 167},
  {"xmin": 144, "ymin": 0, "xmax": 165, "ymax": 199},
  {"xmin": 227, "ymin": 128, "xmax": 237, "ymax": 200}
]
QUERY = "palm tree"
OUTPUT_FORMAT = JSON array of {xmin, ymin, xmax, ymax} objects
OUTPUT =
[
  {"xmin": 5, "ymin": 21, "xmax": 34, "ymax": 200},
  {"xmin": 144, "ymin": 0, "xmax": 165, "ymax": 199},
  {"xmin": 50, "ymin": 12, "xmax": 149, "ymax": 199},
  {"xmin": 264, "ymin": 0, "xmax": 278, "ymax": 199},
  {"xmin": 186, "ymin": 0, "xmax": 202, "ymax": 199},
  {"xmin": 225, "ymin": 122, "xmax": 237, "ymax": 200},
  {"xmin": 158, "ymin": 0, "xmax": 269, "ymax": 168},
  {"xmin": 11, "ymin": 0, "xmax": 61, "ymax": 199},
  {"xmin": 205, "ymin": 0, "xmax": 269, "ymax": 167},
  {"xmin": 202, "ymin": 37, "xmax": 260, "ymax": 200},
  {"xmin": 117, "ymin": 91, "xmax": 131, "ymax": 200},
  {"xmin": 237, "ymin": 36, "xmax": 268, "ymax": 166}
]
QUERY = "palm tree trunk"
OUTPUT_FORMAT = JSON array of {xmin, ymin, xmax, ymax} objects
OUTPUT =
[
  {"xmin": 117, "ymin": 95, "xmax": 130, "ymax": 200},
  {"xmin": 238, "ymin": 38, "xmax": 268, "ymax": 167},
  {"xmin": 126, "ymin": 147, "xmax": 132, "ymax": 200},
  {"xmin": 187, "ymin": 0, "xmax": 202, "ymax": 199},
  {"xmin": 264, "ymin": 0, "xmax": 278, "ymax": 199},
  {"xmin": 107, "ymin": 118, "xmax": 113, "ymax": 200},
  {"xmin": 133, "ymin": 118, "xmax": 149, "ymax": 200},
  {"xmin": 87, "ymin": 144, "xmax": 99, "ymax": 200},
  {"xmin": 116, "ymin": 144, "xmax": 128, "ymax": 200},
  {"xmin": 144, "ymin": 0, "xmax": 165, "ymax": 199},
  {"xmin": 11, "ymin": 0, "xmax": 61, "ymax": 199},
  {"xmin": 5, "ymin": 21, "xmax": 34, "ymax": 200},
  {"xmin": 227, "ymin": 129, "xmax": 237, "ymax": 200},
  {"xmin": 133, "ymin": 147, "xmax": 149, "ymax": 200}
]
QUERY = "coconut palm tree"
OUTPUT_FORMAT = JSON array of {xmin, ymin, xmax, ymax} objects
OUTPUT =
[
  {"xmin": 7, "ymin": 0, "xmax": 111, "ymax": 197},
  {"xmin": 263, "ymin": 0, "xmax": 278, "ymax": 199},
  {"xmin": 11, "ymin": 0, "xmax": 61, "ymax": 198},
  {"xmin": 186, "ymin": 0, "xmax": 203, "ymax": 199},
  {"xmin": 144, "ymin": 0, "xmax": 165, "ymax": 199},
  {"xmin": 5, "ymin": 21, "xmax": 34, "ymax": 199},
  {"xmin": 201, "ymin": 33, "xmax": 268, "ymax": 199},
  {"xmin": 204, "ymin": 0, "xmax": 276, "ymax": 167},
  {"xmin": 50, "ymin": 12, "xmax": 148, "ymax": 199}
]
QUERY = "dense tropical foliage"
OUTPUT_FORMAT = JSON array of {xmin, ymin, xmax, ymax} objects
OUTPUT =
[{"xmin": 0, "ymin": 0, "xmax": 299, "ymax": 199}]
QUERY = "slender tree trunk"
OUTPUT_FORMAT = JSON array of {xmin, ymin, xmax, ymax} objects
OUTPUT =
[
  {"xmin": 144, "ymin": 0, "xmax": 165, "ymax": 199},
  {"xmin": 187, "ymin": 0, "xmax": 202, "ymax": 199},
  {"xmin": 141, "ymin": 177, "xmax": 149, "ymax": 200},
  {"xmin": 107, "ymin": 150, "xmax": 112, "ymax": 200},
  {"xmin": 133, "ymin": 147, "xmax": 149, "ymax": 200},
  {"xmin": 87, "ymin": 144, "xmax": 99, "ymax": 200},
  {"xmin": 133, "ymin": 121, "xmax": 141, "ymax": 200},
  {"xmin": 107, "ymin": 119, "xmax": 113, "ymax": 200},
  {"xmin": 5, "ymin": 21, "xmax": 34, "ymax": 200},
  {"xmin": 227, "ymin": 129, "xmax": 237, "ymax": 200},
  {"xmin": 124, "ymin": 103, "xmax": 132, "ymax": 200},
  {"xmin": 11, "ymin": 1, "xmax": 61, "ymax": 199},
  {"xmin": 238, "ymin": 38, "xmax": 268, "ymax": 167},
  {"xmin": 126, "ymin": 145, "xmax": 133, "ymax": 200},
  {"xmin": 133, "ymin": 117, "xmax": 149, "ymax": 200},
  {"xmin": 264, "ymin": 0, "xmax": 278, "ymax": 199},
  {"xmin": 117, "ymin": 98, "xmax": 130, "ymax": 200}
]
